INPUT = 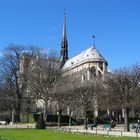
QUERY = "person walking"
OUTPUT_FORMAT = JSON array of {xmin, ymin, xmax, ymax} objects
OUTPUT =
[{"xmin": 136, "ymin": 120, "xmax": 140, "ymax": 133}]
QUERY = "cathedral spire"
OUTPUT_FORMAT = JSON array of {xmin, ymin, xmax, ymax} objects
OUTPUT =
[
  {"xmin": 62, "ymin": 13, "xmax": 67, "ymax": 42},
  {"xmin": 60, "ymin": 13, "xmax": 68, "ymax": 68}
]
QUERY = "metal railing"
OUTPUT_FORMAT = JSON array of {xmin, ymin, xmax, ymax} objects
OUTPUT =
[{"xmin": 48, "ymin": 126, "xmax": 140, "ymax": 138}]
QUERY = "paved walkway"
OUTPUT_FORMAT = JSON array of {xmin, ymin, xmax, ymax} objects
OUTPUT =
[
  {"xmin": 0, "ymin": 124, "xmax": 139, "ymax": 137},
  {"xmin": 50, "ymin": 125, "xmax": 140, "ymax": 138},
  {"xmin": 0, "ymin": 124, "xmax": 35, "ymax": 129}
]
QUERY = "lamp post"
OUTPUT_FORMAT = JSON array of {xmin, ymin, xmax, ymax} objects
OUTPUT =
[{"xmin": 68, "ymin": 105, "xmax": 72, "ymax": 127}]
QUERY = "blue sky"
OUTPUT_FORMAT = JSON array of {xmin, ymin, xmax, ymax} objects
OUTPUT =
[{"xmin": 0, "ymin": 0, "xmax": 140, "ymax": 70}]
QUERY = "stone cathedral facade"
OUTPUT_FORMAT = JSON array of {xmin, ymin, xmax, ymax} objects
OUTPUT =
[{"xmin": 60, "ymin": 15, "xmax": 108, "ymax": 81}]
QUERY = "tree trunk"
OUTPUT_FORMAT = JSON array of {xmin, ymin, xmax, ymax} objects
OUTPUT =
[
  {"xmin": 15, "ymin": 101, "xmax": 21, "ymax": 123},
  {"xmin": 58, "ymin": 111, "xmax": 61, "ymax": 127},
  {"xmin": 43, "ymin": 104, "xmax": 47, "ymax": 121},
  {"xmin": 26, "ymin": 113, "xmax": 29, "ymax": 123},
  {"xmin": 84, "ymin": 111, "xmax": 88, "ymax": 130},
  {"xmin": 11, "ymin": 107, "xmax": 15, "ymax": 123},
  {"xmin": 124, "ymin": 107, "xmax": 129, "ymax": 131}
]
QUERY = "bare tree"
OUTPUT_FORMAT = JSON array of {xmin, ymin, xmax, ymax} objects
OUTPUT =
[
  {"xmin": 0, "ymin": 80, "xmax": 11, "ymax": 121},
  {"xmin": 66, "ymin": 93, "xmax": 78, "ymax": 126},
  {"xmin": 64, "ymin": 72, "xmax": 101, "ymax": 129},
  {"xmin": 0, "ymin": 45, "xmax": 40, "ymax": 123},
  {"xmin": 51, "ymin": 93, "xmax": 68, "ymax": 127},
  {"xmin": 28, "ymin": 49, "xmax": 61, "ymax": 118},
  {"xmin": 104, "ymin": 65, "xmax": 140, "ymax": 131},
  {"xmin": 54, "ymin": 69, "xmax": 103, "ymax": 129},
  {"xmin": 75, "ymin": 79, "xmax": 101, "ymax": 129},
  {"xmin": 0, "ymin": 45, "xmax": 28, "ymax": 122}
]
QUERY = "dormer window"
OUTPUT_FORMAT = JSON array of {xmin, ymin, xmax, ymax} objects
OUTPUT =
[{"xmin": 71, "ymin": 61, "xmax": 74, "ymax": 65}]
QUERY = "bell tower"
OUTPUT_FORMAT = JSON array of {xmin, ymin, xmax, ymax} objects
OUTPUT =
[{"xmin": 60, "ymin": 14, "xmax": 68, "ymax": 68}]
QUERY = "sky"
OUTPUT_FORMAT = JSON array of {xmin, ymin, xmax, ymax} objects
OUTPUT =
[{"xmin": 0, "ymin": 0, "xmax": 140, "ymax": 70}]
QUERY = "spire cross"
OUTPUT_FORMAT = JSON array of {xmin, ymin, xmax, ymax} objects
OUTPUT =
[
  {"xmin": 92, "ymin": 35, "xmax": 96, "ymax": 48},
  {"xmin": 64, "ymin": 8, "xmax": 66, "ymax": 16}
]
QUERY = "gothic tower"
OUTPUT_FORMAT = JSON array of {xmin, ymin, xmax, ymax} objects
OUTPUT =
[{"xmin": 60, "ymin": 14, "xmax": 68, "ymax": 68}]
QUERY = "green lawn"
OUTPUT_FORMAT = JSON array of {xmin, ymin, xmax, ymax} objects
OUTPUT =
[{"xmin": 0, "ymin": 129, "xmax": 139, "ymax": 140}]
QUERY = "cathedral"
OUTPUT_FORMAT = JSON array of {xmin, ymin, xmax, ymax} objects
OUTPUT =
[
  {"xmin": 58, "ymin": 15, "xmax": 109, "ymax": 118},
  {"xmin": 60, "ymin": 15, "xmax": 108, "ymax": 86}
]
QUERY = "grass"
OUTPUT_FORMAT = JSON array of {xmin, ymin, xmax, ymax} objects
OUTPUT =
[{"xmin": 0, "ymin": 129, "xmax": 139, "ymax": 140}]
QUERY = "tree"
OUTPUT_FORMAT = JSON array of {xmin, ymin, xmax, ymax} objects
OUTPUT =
[
  {"xmin": 0, "ymin": 80, "xmax": 11, "ymax": 120},
  {"xmin": 75, "ymin": 79, "xmax": 101, "ymax": 129},
  {"xmin": 54, "ymin": 69, "xmax": 103, "ymax": 129},
  {"xmin": 0, "ymin": 45, "xmax": 28, "ymax": 122},
  {"xmin": 104, "ymin": 65, "xmax": 140, "ymax": 131},
  {"xmin": 0, "ymin": 45, "xmax": 38, "ymax": 123},
  {"xmin": 65, "ymin": 72, "xmax": 101, "ymax": 129},
  {"xmin": 51, "ymin": 93, "xmax": 68, "ymax": 127},
  {"xmin": 67, "ymin": 94, "xmax": 77, "ymax": 126},
  {"xmin": 28, "ymin": 48, "xmax": 61, "ymax": 118},
  {"xmin": 49, "ymin": 75, "xmax": 76, "ymax": 127}
]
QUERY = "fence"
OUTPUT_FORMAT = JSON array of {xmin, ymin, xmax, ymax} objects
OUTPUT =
[{"xmin": 49, "ymin": 127, "xmax": 140, "ymax": 138}]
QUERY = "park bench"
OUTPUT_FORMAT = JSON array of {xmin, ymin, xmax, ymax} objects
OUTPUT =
[
  {"xmin": 103, "ymin": 124, "xmax": 111, "ymax": 129},
  {"xmin": 0, "ymin": 121, "xmax": 6, "ymax": 125},
  {"xmin": 87, "ymin": 123, "xmax": 97, "ymax": 129}
]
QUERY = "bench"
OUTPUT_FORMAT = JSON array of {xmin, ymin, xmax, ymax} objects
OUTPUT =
[
  {"xmin": 0, "ymin": 121, "xmax": 6, "ymax": 125},
  {"xmin": 87, "ymin": 123, "xmax": 97, "ymax": 129},
  {"xmin": 103, "ymin": 124, "xmax": 111, "ymax": 129}
]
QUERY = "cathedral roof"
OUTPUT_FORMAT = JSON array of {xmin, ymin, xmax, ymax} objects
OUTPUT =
[{"xmin": 62, "ymin": 46, "xmax": 107, "ymax": 70}]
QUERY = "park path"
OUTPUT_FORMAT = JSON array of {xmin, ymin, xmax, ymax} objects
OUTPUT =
[
  {"xmin": 50, "ymin": 124, "xmax": 140, "ymax": 138},
  {"xmin": 0, "ymin": 124, "xmax": 140, "ymax": 138}
]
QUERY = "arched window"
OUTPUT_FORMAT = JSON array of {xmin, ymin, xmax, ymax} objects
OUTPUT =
[
  {"xmin": 90, "ymin": 67, "xmax": 96, "ymax": 78},
  {"xmin": 99, "ymin": 62, "xmax": 103, "ymax": 71},
  {"xmin": 98, "ymin": 70, "xmax": 102, "ymax": 79}
]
